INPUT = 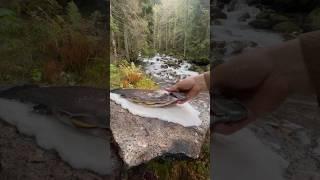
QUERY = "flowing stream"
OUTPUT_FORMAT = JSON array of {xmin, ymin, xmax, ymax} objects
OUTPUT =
[{"xmin": 212, "ymin": 0, "xmax": 283, "ymax": 56}]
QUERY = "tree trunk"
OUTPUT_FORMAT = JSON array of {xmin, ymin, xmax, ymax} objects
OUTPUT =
[
  {"xmin": 158, "ymin": 16, "xmax": 161, "ymax": 51},
  {"xmin": 173, "ymin": 9, "xmax": 177, "ymax": 49},
  {"xmin": 153, "ymin": 13, "xmax": 157, "ymax": 50},
  {"xmin": 165, "ymin": 21, "xmax": 168, "ymax": 52},
  {"xmin": 111, "ymin": 31, "xmax": 118, "ymax": 59},
  {"xmin": 183, "ymin": 0, "xmax": 189, "ymax": 58},
  {"xmin": 124, "ymin": 25, "xmax": 130, "ymax": 61}
]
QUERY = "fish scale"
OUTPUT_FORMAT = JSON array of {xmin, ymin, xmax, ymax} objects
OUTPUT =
[{"xmin": 111, "ymin": 88, "xmax": 187, "ymax": 107}]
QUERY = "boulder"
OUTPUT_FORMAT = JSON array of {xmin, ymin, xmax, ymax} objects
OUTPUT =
[
  {"xmin": 214, "ymin": 19, "xmax": 223, "ymax": 25},
  {"xmin": 212, "ymin": 7, "xmax": 227, "ymax": 19},
  {"xmin": 229, "ymin": 40, "xmax": 258, "ymax": 55},
  {"xmin": 227, "ymin": 0, "xmax": 237, "ymax": 12},
  {"xmin": 160, "ymin": 64, "xmax": 168, "ymax": 69},
  {"xmin": 110, "ymin": 93, "xmax": 210, "ymax": 167},
  {"xmin": 238, "ymin": 12, "xmax": 251, "ymax": 22},
  {"xmin": 249, "ymin": 11, "xmax": 291, "ymax": 30},
  {"xmin": 272, "ymin": 21, "xmax": 301, "ymax": 33},
  {"xmin": 190, "ymin": 57, "xmax": 210, "ymax": 66},
  {"xmin": 249, "ymin": 18, "xmax": 274, "ymax": 29},
  {"xmin": 304, "ymin": 8, "xmax": 320, "ymax": 31},
  {"xmin": 249, "ymin": 0, "xmax": 320, "ymax": 12}
]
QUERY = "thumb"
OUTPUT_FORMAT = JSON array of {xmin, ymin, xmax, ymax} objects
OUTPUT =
[{"xmin": 165, "ymin": 85, "xmax": 178, "ymax": 92}]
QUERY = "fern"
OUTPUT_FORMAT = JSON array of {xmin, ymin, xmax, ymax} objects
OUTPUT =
[{"xmin": 67, "ymin": 1, "xmax": 82, "ymax": 29}]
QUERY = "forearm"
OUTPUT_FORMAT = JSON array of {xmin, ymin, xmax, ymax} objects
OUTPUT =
[
  {"xmin": 266, "ymin": 38, "xmax": 315, "ymax": 95},
  {"xmin": 203, "ymin": 71, "xmax": 210, "ymax": 90}
]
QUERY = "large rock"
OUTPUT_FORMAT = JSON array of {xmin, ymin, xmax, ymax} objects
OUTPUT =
[
  {"xmin": 246, "ymin": 0, "xmax": 320, "ymax": 12},
  {"xmin": 110, "ymin": 93, "xmax": 210, "ymax": 167},
  {"xmin": 229, "ymin": 40, "xmax": 258, "ymax": 55},
  {"xmin": 249, "ymin": 11, "xmax": 290, "ymax": 29},
  {"xmin": 272, "ymin": 21, "xmax": 301, "ymax": 33},
  {"xmin": 238, "ymin": 12, "xmax": 251, "ymax": 22},
  {"xmin": 212, "ymin": 7, "xmax": 227, "ymax": 19},
  {"xmin": 249, "ymin": 18, "xmax": 274, "ymax": 29},
  {"xmin": 305, "ymin": 8, "xmax": 320, "ymax": 31}
]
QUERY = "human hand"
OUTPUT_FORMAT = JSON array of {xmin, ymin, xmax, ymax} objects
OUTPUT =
[
  {"xmin": 166, "ymin": 74, "xmax": 208, "ymax": 103},
  {"xmin": 213, "ymin": 48, "xmax": 290, "ymax": 135}
]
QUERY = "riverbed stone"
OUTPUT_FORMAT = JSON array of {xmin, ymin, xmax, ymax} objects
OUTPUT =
[
  {"xmin": 272, "ymin": 21, "xmax": 301, "ymax": 33},
  {"xmin": 212, "ymin": 7, "xmax": 227, "ymax": 19},
  {"xmin": 238, "ymin": 12, "xmax": 250, "ymax": 21}
]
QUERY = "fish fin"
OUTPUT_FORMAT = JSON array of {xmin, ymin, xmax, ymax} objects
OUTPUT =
[{"xmin": 71, "ymin": 118, "xmax": 97, "ymax": 128}]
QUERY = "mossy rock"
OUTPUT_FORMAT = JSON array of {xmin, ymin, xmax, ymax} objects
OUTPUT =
[
  {"xmin": 269, "ymin": 13, "xmax": 289, "ymax": 24},
  {"xmin": 305, "ymin": 8, "xmax": 320, "ymax": 31},
  {"xmin": 272, "ymin": 21, "xmax": 301, "ymax": 33},
  {"xmin": 249, "ymin": 18, "xmax": 273, "ymax": 29},
  {"xmin": 0, "ymin": 8, "xmax": 15, "ymax": 17},
  {"xmin": 250, "ymin": 10, "xmax": 291, "ymax": 30},
  {"xmin": 189, "ymin": 57, "xmax": 210, "ymax": 66}
]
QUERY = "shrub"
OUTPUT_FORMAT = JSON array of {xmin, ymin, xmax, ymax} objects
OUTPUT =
[{"xmin": 110, "ymin": 62, "xmax": 158, "ymax": 90}]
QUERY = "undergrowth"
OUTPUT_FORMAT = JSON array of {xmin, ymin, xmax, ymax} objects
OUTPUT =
[
  {"xmin": 0, "ymin": 0, "xmax": 107, "ymax": 88},
  {"xmin": 110, "ymin": 61, "xmax": 158, "ymax": 90}
]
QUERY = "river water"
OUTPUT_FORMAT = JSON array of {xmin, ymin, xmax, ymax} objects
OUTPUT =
[{"xmin": 212, "ymin": 0, "xmax": 283, "ymax": 56}]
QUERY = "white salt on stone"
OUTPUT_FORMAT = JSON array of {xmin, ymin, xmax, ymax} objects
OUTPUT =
[
  {"xmin": 110, "ymin": 93, "xmax": 202, "ymax": 127},
  {"xmin": 211, "ymin": 128, "xmax": 288, "ymax": 180},
  {"xmin": 0, "ymin": 98, "xmax": 118, "ymax": 175}
]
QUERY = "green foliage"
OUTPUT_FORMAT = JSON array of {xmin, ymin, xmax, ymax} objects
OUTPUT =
[
  {"xmin": 152, "ymin": 0, "xmax": 209, "ymax": 61},
  {"xmin": 21, "ymin": 0, "xmax": 62, "ymax": 17},
  {"xmin": 0, "ymin": 8, "xmax": 15, "ymax": 17},
  {"xmin": 273, "ymin": 21, "xmax": 301, "ymax": 33},
  {"xmin": 0, "ymin": 0, "xmax": 108, "ymax": 86},
  {"xmin": 110, "ymin": 64, "xmax": 121, "ymax": 88},
  {"xmin": 306, "ymin": 8, "xmax": 320, "ymax": 30},
  {"xmin": 110, "ymin": 62, "xmax": 158, "ymax": 89},
  {"xmin": 142, "ymin": 47, "xmax": 156, "ymax": 57},
  {"xmin": 67, "ymin": 1, "xmax": 82, "ymax": 29},
  {"xmin": 31, "ymin": 68, "xmax": 42, "ymax": 82},
  {"xmin": 81, "ymin": 57, "xmax": 108, "ymax": 88}
]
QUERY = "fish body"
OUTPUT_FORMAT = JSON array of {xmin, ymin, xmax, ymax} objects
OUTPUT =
[
  {"xmin": 0, "ymin": 85, "xmax": 109, "ymax": 139},
  {"xmin": 111, "ymin": 88, "xmax": 187, "ymax": 107},
  {"xmin": 213, "ymin": 90, "xmax": 248, "ymax": 124}
]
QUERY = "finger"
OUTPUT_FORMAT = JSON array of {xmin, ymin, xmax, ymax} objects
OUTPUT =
[
  {"xmin": 165, "ymin": 85, "xmax": 178, "ymax": 92},
  {"xmin": 186, "ymin": 86, "xmax": 201, "ymax": 100},
  {"xmin": 212, "ymin": 109, "xmax": 256, "ymax": 135}
]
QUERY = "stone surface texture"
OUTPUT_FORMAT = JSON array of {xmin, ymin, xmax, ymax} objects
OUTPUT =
[{"xmin": 110, "ymin": 92, "xmax": 210, "ymax": 167}]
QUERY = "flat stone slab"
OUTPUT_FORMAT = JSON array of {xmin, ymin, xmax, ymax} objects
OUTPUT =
[{"xmin": 110, "ymin": 92, "xmax": 210, "ymax": 167}]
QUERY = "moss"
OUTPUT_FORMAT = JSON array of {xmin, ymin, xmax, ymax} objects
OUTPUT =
[
  {"xmin": 142, "ymin": 136, "xmax": 210, "ymax": 180},
  {"xmin": 189, "ymin": 57, "xmax": 210, "ymax": 66},
  {"xmin": 272, "ymin": 21, "xmax": 301, "ymax": 33},
  {"xmin": 269, "ymin": 13, "xmax": 289, "ymax": 24},
  {"xmin": 306, "ymin": 8, "xmax": 320, "ymax": 30}
]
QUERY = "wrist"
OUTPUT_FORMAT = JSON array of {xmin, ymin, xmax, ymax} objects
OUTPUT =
[{"xmin": 193, "ymin": 74, "xmax": 208, "ymax": 91}]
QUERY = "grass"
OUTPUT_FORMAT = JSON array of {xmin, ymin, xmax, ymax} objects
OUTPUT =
[{"xmin": 110, "ymin": 61, "xmax": 158, "ymax": 90}]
